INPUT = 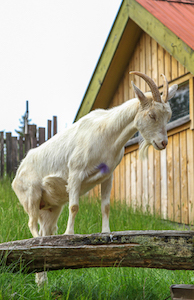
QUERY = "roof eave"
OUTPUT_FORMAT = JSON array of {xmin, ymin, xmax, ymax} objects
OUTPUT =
[
  {"xmin": 74, "ymin": 0, "xmax": 194, "ymax": 122},
  {"xmin": 128, "ymin": 0, "xmax": 194, "ymax": 74}
]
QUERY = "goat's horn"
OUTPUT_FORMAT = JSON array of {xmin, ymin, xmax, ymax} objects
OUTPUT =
[
  {"xmin": 161, "ymin": 74, "xmax": 168, "ymax": 103},
  {"xmin": 129, "ymin": 71, "xmax": 161, "ymax": 103}
]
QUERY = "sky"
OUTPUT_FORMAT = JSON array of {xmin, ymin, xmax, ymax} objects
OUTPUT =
[{"xmin": 0, "ymin": 0, "xmax": 121, "ymax": 137}]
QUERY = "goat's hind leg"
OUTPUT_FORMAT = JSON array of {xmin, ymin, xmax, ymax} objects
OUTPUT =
[
  {"xmin": 36, "ymin": 206, "xmax": 63, "ymax": 286},
  {"xmin": 12, "ymin": 179, "xmax": 41, "ymax": 238}
]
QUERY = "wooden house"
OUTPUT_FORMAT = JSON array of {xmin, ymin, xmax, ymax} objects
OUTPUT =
[{"xmin": 74, "ymin": 0, "xmax": 194, "ymax": 224}]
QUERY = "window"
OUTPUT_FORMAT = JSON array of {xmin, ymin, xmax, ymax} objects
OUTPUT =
[{"xmin": 169, "ymin": 82, "xmax": 189, "ymax": 122}]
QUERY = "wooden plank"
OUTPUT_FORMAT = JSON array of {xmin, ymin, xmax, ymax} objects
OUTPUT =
[
  {"xmin": 110, "ymin": 173, "xmax": 115, "ymax": 204},
  {"xmin": 29, "ymin": 124, "xmax": 37, "ymax": 149},
  {"xmin": 167, "ymin": 136, "xmax": 174, "ymax": 221},
  {"xmin": 120, "ymin": 157, "xmax": 126, "ymax": 202},
  {"xmin": 164, "ymin": 49, "xmax": 171, "ymax": 81},
  {"xmin": 178, "ymin": 60, "xmax": 185, "ymax": 77},
  {"xmin": 123, "ymin": 67, "xmax": 129, "ymax": 102},
  {"xmin": 148, "ymin": 146, "xmax": 154, "ymax": 214},
  {"xmin": 133, "ymin": 40, "xmax": 140, "ymax": 89},
  {"xmin": 139, "ymin": 33, "xmax": 146, "ymax": 92},
  {"xmin": 125, "ymin": 143, "xmax": 139, "ymax": 154},
  {"xmin": 187, "ymin": 129, "xmax": 194, "ymax": 225},
  {"xmin": 47, "ymin": 120, "xmax": 52, "ymax": 140},
  {"xmin": 128, "ymin": 59, "xmax": 134, "ymax": 100},
  {"xmin": 53, "ymin": 116, "xmax": 57, "ymax": 136},
  {"xmin": 125, "ymin": 153, "xmax": 131, "ymax": 205},
  {"xmin": 18, "ymin": 136, "xmax": 23, "ymax": 163},
  {"xmin": 171, "ymin": 56, "xmax": 178, "ymax": 80},
  {"xmin": 158, "ymin": 43, "xmax": 164, "ymax": 86},
  {"xmin": 189, "ymin": 77, "xmax": 194, "ymax": 130},
  {"xmin": 39, "ymin": 127, "xmax": 45, "ymax": 145},
  {"xmin": 151, "ymin": 39, "xmax": 158, "ymax": 86},
  {"xmin": 131, "ymin": 151, "xmax": 137, "ymax": 208},
  {"xmin": 154, "ymin": 149, "xmax": 161, "ymax": 216},
  {"xmin": 93, "ymin": 184, "xmax": 100, "ymax": 198},
  {"xmin": 142, "ymin": 157, "xmax": 148, "ymax": 212},
  {"xmin": 24, "ymin": 134, "xmax": 30, "ymax": 155},
  {"xmin": 145, "ymin": 33, "xmax": 152, "ymax": 92},
  {"xmin": 11, "ymin": 137, "xmax": 18, "ymax": 175},
  {"xmin": 0, "ymin": 132, "xmax": 4, "ymax": 177},
  {"xmin": 6, "ymin": 133, "xmax": 12, "ymax": 176},
  {"xmin": 114, "ymin": 164, "xmax": 120, "ymax": 201},
  {"xmin": 168, "ymin": 121, "xmax": 190, "ymax": 137},
  {"xmin": 173, "ymin": 134, "xmax": 181, "ymax": 223},
  {"xmin": 170, "ymin": 285, "xmax": 194, "ymax": 300},
  {"xmin": 2, "ymin": 231, "xmax": 194, "ymax": 273},
  {"xmin": 136, "ymin": 150, "xmax": 142, "ymax": 208},
  {"xmin": 160, "ymin": 149, "xmax": 168, "ymax": 219},
  {"xmin": 180, "ymin": 131, "xmax": 188, "ymax": 224}
]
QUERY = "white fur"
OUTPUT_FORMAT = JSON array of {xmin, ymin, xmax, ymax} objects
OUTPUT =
[{"xmin": 12, "ymin": 77, "xmax": 177, "ymax": 284}]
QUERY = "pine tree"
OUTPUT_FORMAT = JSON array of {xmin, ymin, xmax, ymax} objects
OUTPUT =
[{"xmin": 15, "ymin": 101, "xmax": 31, "ymax": 136}]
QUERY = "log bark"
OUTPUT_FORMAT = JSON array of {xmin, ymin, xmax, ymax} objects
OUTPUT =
[{"xmin": 1, "ymin": 230, "xmax": 194, "ymax": 273}]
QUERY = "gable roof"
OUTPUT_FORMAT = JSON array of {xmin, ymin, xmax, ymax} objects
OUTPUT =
[
  {"xmin": 136, "ymin": 0, "xmax": 194, "ymax": 50},
  {"xmin": 74, "ymin": 0, "xmax": 194, "ymax": 122}
]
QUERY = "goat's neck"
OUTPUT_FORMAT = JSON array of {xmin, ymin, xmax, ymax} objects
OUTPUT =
[{"xmin": 108, "ymin": 98, "xmax": 140, "ymax": 151}]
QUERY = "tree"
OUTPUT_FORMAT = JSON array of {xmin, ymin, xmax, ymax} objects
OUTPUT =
[{"xmin": 15, "ymin": 101, "xmax": 31, "ymax": 137}]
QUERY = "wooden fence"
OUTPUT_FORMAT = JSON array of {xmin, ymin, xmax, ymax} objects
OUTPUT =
[{"xmin": 0, "ymin": 116, "xmax": 57, "ymax": 176}]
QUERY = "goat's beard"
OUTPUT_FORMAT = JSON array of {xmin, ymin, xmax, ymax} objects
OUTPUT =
[{"xmin": 139, "ymin": 139, "xmax": 151, "ymax": 160}]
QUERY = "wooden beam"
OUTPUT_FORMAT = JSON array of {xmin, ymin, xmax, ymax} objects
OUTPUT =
[
  {"xmin": 128, "ymin": 0, "xmax": 194, "ymax": 76},
  {"xmin": 1, "ymin": 231, "xmax": 194, "ymax": 273}
]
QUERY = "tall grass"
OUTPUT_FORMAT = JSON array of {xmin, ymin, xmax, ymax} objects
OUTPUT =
[{"xmin": 0, "ymin": 177, "xmax": 194, "ymax": 299}]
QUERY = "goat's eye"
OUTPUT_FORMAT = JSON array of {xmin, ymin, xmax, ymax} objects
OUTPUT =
[{"xmin": 149, "ymin": 113, "xmax": 156, "ymax": 121}]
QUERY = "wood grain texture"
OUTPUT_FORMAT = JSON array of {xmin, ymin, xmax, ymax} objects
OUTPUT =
[{"xmin": 1, "ymin": 231, "xmax": 194, "ymax": 273}]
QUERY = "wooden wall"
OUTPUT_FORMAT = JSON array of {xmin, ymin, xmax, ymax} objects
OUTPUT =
[{"xmin": 89, "ymin": 32, "xmax": 194, "ymax": 225}]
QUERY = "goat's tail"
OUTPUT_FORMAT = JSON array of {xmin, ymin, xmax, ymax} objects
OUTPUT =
[{"xmin": 41, "ymin": 176, "xmax": 68, "ymax": 209}]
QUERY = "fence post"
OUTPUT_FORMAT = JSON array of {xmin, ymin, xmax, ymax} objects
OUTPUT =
[
  {"xmin": 39, "ymin": 127, "xmax": 45, "ymax": 145},
  {"xmin": 6, "ymin": 133, "xmax": 12, "ymax": 176},
  {"xmin": 11, "ymin": 137, "xmax": 18, "ymax": 174},
  {"xmin": 25, "ymin": 134, "xmax": 30, "ymax": 155},
  {"xmin": 29, "ymin": 125, "xmax": 37, "ymax": 149},
  {"xmin": 18, "ymin": 136, "xmax": 24, "ymax": 163},
  {"xmin": 47, "ymin": 120, "xmax": 51, "ymax": 139},
  {"xmin": 53, "ymin": 116, "xmax": 57, "ymax": 136},
  {"xmin": 0, "ymin": 132, "xmax": 4, "ymax": 177}
]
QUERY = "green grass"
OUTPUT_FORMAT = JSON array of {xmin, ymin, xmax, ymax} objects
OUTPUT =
[{"xmin": 0, "ymin": 177, "xmax": 194, "ymax": 299}]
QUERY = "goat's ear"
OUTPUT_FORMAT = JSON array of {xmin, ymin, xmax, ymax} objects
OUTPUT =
[
  {"xmin": 131, "ymin": 81, "xmax": 149, "ymax": 107},
  {"xmin": 167, "ymin": 84, "xmax": 178, "ymax": 100}
]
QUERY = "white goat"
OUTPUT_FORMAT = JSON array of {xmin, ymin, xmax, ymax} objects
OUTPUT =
[{"xmin": 12, "ymin": 72, "xmax": 177, "ymax": 283}]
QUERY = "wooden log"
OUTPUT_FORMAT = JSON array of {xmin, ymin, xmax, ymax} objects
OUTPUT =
[{"xmin": 1, "ymin": 231, "xmax": 194, "ymax": 273}]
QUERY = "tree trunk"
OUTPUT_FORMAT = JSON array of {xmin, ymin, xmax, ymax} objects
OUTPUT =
[{"xmin": 1, "ymin": 230, "xmax": 194, "ymax": 273}]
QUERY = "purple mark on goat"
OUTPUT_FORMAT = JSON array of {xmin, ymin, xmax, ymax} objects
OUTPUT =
[{"xmin": 97, "ymin": 163, "xmax": 110, "ymax": 174}]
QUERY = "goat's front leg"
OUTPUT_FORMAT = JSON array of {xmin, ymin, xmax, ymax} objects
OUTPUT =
[
  {"xmin": 101, "ymin": 174, "xmax": 113, "ymax": 233},
  {"xmin": 64, "ymin": 174, "xmax": 81, "ymax": 235}
]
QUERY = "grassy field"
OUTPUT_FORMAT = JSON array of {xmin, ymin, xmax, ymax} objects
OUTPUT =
[{"xmin": 0, "ymin": 177, "xmax": 194, "ymax": 299}]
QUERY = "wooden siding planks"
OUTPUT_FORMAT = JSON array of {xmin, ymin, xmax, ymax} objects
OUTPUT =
[{"xmin": 89, "ymin": 31, "xmax": 193, "ymax": 225}]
